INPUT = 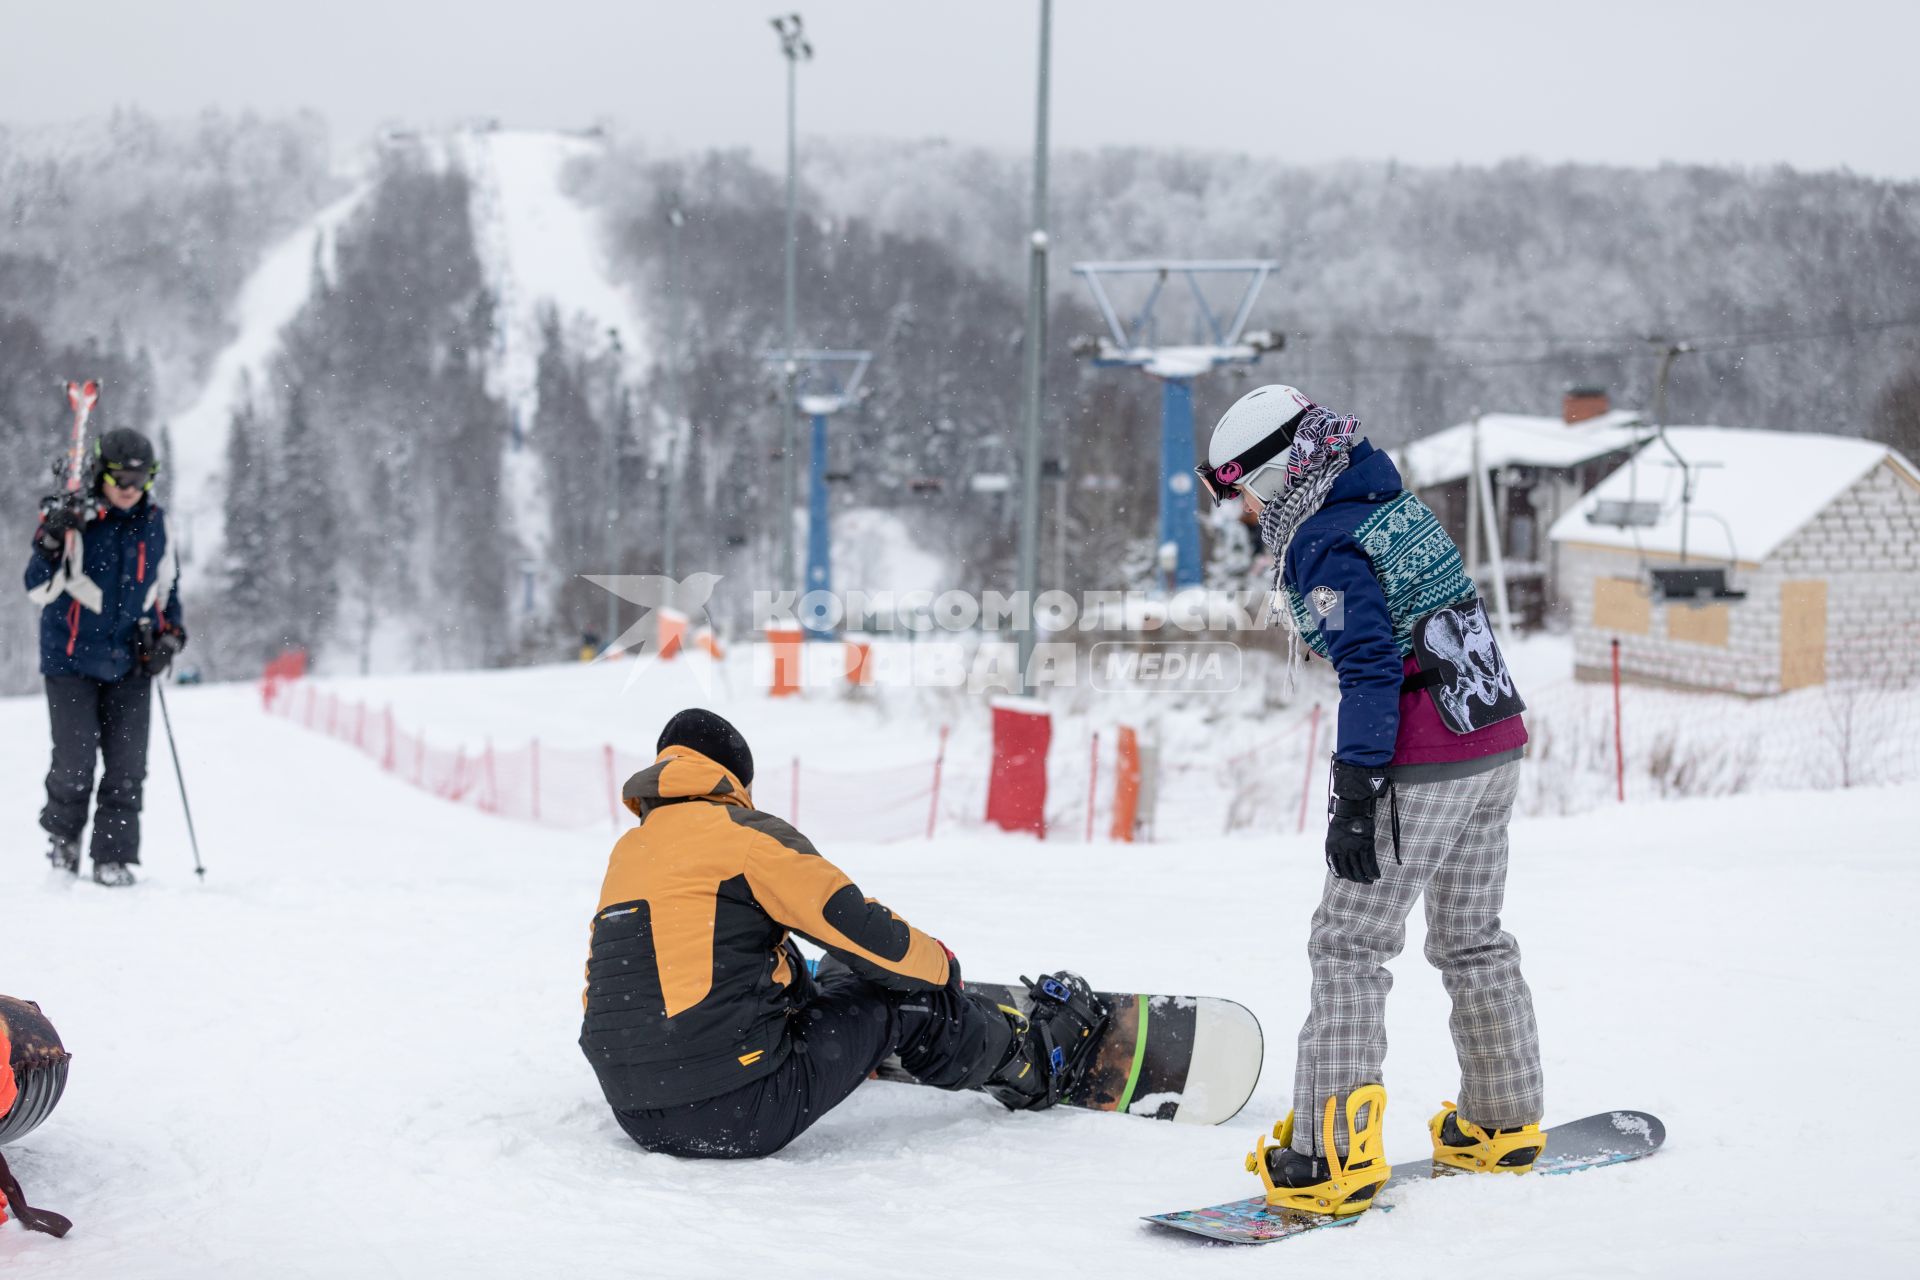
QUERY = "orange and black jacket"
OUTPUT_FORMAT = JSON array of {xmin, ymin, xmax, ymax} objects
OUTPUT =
[{"xmin": 580, "ymin": 745, "xmax": 951, "ymax": 1111}]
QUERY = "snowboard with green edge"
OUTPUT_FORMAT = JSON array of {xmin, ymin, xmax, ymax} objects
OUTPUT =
[
  {"xmin": 874, "ymin": 981, "xmax": 1264, "ymax": 1126},
  {"xmin": 1145, "ymin": 1109, "xmax": 1665, "ymax": 1244}
]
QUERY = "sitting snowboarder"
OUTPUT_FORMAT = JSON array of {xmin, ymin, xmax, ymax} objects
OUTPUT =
[{"xmin": 580, "ymin": 708, "xmax": 1108, "ymax": 1159}]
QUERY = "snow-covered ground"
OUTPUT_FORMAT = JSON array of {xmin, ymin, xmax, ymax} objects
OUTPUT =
[{"xmin": 3, "ymin": 665, "xmax": 1917, "ymax": 1277}]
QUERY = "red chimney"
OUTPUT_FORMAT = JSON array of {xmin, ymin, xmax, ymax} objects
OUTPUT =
[{"xmin": 1563, "ymin": 386, "xmax": 1609, "ymax": 424}]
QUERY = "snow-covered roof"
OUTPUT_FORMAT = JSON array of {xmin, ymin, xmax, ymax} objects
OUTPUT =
[
  {"xmin": 1395, "ymin": 410, "xmax": 1645, "ymax": 489},
  {"xmin": 1548, "ymin": 426, "xmax": 1919, "ymax": 563}
]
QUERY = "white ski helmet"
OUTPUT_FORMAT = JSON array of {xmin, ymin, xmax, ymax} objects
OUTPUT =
[{"xmin": 1200, "ymin": 384, "xmax": 1314, "ymax": 505}]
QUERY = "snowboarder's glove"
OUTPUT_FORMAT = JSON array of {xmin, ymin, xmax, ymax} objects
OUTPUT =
[{"xmin": 1325, "ymin": 760, "xmax": 1388, "ymax": 885}]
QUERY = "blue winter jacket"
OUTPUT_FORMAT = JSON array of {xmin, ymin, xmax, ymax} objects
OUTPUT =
[
  {"xmin": 1280, "ymin": 440, "xmax": 1419, "ymax": 769},
  {"xmin": 25, "ymin": 496, "xmax": 184, "ymax": 682}
]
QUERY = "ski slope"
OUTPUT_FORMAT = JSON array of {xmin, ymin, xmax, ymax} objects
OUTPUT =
[
  {"xmin": 2, "ymin": 666, "xmax": 1916, "ymax": 1277},
  {"xmin": 164, "ymin": 186, "xmax": 371, "ymax": 571},
  {"xmin": 461, "ymin": 128, "xmax": 654, "ymax": 597}
]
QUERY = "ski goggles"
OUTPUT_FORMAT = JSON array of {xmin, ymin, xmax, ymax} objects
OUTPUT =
[
  {"xmin": 103, "ymin": 466, "xmax": 154, "ymax": 492},
  {"xmin": 1193, "ymin": 430, "xmax": 1294, "ymax": 507}
]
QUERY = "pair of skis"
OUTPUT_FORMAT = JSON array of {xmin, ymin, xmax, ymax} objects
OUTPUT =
[{"xmin": 36, "ymin": 381, "xmax": 104, "ymax": 613}]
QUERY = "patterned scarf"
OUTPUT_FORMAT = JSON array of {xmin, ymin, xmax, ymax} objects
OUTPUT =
[{"xmin": 1254, "ymin": 403, "xmax": 1363, "ymax": 685}]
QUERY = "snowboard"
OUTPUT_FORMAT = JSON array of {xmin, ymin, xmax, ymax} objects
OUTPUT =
[
  {"xmin": 1145, "ymin": 1109, "xmax": 1665, "ymax": 1244},
  {"xmin": 877, "ymin": 980, "xmax": 1264, "ymax": 1126}
]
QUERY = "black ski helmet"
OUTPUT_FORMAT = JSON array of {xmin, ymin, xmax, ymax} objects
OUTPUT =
[{"xmin": 93, "ymin": 428, "xmax": 159, "ymax": 493}]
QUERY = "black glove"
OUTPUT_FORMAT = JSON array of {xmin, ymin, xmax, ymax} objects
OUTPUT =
[
  {"xmin": 137, "ymin": 622, "xmax": 187, "ymax": 675},
  {"xmin": 34, "ymin": 501, "xmax": 82, "ymax": 560},
  {"xmin": 1326, "ymin": 760, "xmax": 1390, "ymax": 885},
  {"xmin": 935, "ymin": 939, "xmax": 964, "ymax": 994}
]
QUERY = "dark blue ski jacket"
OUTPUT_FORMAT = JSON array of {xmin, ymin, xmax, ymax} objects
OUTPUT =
[
  {"xmin": 1279, "ymin": 441, "xmax": 1407, "ymax": 767},
  {"xmin": 24, "ymin": 496, "xmax": 184, "ymax": 682},
  {"xmin": 1279, "ymin": 439, "xmax": 1528, "ymax": 771}
]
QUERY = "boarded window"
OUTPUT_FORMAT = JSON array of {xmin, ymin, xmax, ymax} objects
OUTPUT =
[
  {"xmin": 1593, "ymin": 577, "xmax": 1650, "ymax": 634},
  {"xmin": 1780, "ymin": 580, "xmax": 1827, "ymax": 690},
  {"xmin": 1666, "ymin": 603, "xmax": 1730, "ymax": 647}
]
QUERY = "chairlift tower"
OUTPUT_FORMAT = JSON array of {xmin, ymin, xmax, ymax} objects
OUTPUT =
[
  {"xmin": 763, "ymin": 349, "xmax": 871, "ymax": 637},
  {"xmin": 1072, "ymin": 260, "xmax": 1282, "ymax": 590}
]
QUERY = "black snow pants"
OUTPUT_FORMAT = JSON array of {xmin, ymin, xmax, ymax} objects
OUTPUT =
[
  {"xmin": 613, "ymin": 966, "xmax": 1013, "ymax": 1159},
  {"xmin": 40, "ymin": 673, "xmax": 154, "ymax": 867}
]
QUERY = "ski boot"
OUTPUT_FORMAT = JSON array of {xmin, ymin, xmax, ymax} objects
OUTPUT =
[
  {"xmin": 1246, "ymin": 1084, "xmax": 1392, "ymax": 1217},
  {"xmin": 46, "ymin": 834, "xmax": 79, "ymax": 876},
  {"xmin": 983, "ymin": 972, "xmax": 1110, "ymax": 1111},
  {"xmin": 1429, "ymin": 1101, "xmax": 1542, "ymax": 1173},
  {"xmin": 91, "ymin": 862, "xmax": 136, "ymax": 888}
]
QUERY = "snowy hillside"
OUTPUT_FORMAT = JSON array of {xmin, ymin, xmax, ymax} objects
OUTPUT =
[
  {"xmin": 3, "ymin": 666, "xmax": 1916, "ymax": 1276},
  {"xmin": 460, "ymin": 128, "xmax": 655, "ymax": 597},
  {"xmin": 163, "ymin": 186, "xmax": 371, "ymax": 570},
  {"xmin": 161, "ymin": 128, "xmax": 656, "ymax": 620}
]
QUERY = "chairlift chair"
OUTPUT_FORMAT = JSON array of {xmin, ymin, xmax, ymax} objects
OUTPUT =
[{"xmin": 1649, "ymin": 566, "xmax": 1747, "ymax": 604}]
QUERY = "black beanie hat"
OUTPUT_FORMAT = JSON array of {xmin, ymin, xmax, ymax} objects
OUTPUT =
[{"xmin": 657, "ymin": 708, "xmax": 754, "ymax": 787}]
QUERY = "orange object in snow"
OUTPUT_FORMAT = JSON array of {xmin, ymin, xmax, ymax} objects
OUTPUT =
[
  {"xmin": 845, "ymin": 639, "xmax": 872, "ymax": 687},
  {"xmin": 656, "ymin": 607, "xmax": 688, "ymax": 660},
  {"xmin": 1109, "ymin": 725, "xmax": 1141, "ymax": 843},
  {"xmin": 767, "ymin": 626, "xmax": 803, "ymax": 696}
]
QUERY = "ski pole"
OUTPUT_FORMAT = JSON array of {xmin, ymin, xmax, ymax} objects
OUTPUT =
[{"xmin": 153, "ymin": 677, "xmax": 206, "ymax": 879}]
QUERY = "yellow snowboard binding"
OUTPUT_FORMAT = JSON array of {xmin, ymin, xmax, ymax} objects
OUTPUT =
[
  {"xmin": 1245, "ymin": 1084, "xmax": 1391, "ymax": 1217},
  {"xmin": 1429, "ymin": 1100, "xmax": 1543, "ymax": 1173}
]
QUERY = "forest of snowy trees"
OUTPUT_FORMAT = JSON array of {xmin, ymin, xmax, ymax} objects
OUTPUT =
[{"xmin": 4, "ymin": 114, "xmax": 1919, "ymax": 688}]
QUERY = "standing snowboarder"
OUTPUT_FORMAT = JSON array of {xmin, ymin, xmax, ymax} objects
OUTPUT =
[
  {"xmin": 581, "ymin": 708, "xmax": 1108, "ymax": 1158},
  {"xmin": 1198, "ymin": 385, "xmax": 1541, "ymax": 1216},
  {"xmin": 25, "ymin": 426, "xmax": 186, "ymax": 887}
]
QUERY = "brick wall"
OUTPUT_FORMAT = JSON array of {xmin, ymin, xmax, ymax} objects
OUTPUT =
[{"xmin": 1558, "ymin": 459, "xmax": 1920, "ymax": 694}]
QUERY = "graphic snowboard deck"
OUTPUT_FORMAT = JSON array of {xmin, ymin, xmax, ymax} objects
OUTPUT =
[
  {"xmin": 877, "ymin": 981, "xmax": 1264, "ymax": 1126},
  {"xmin": 1145, "ymin": 1109, "xmax": 1665, "ymax": 1244}
]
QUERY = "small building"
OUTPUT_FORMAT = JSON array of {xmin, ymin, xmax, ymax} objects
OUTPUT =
[
  {"xmin": 1394, "ymin": 389, "xmax": 1641, "ymax": 625},
  {"xmin": 1548, "ymin": 427, "xmax": 1920, "ymax": 694}
]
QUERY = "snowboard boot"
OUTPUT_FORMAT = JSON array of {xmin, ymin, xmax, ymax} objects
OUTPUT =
[
  {"xmin": 91, "ymin": 862, "xmax": 137, "ymax": 888},
  {"xmin": 1246, "ymin": 1084, "xmax": 1392, "ymax": 1217},
  {"xmin": 1429, "ymin": 1101, "xmax": 1543, "ymax": 1173},
  {"xmin": 983, "ymin": 972, "xmax": 1110, "ymax": 1112},
  {"xmin": 46, "ymin": 834, "xmax": 80, "ymax": 876}
]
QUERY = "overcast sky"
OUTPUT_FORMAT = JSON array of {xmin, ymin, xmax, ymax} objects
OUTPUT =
[{"xmin": 4, "ymin": 0, "xmax": 1916, "ymax": 179}]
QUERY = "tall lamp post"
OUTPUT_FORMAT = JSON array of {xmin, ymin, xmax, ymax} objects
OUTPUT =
[
  {"xmin": 1014, "ymin": 0, "xmax": 1052, "ymax": 693},
  {"xmin": 663, "ymin": 202, "xmax": 686, "ymax": 581},
  {"xmin": 772, "ymin": 13, "xmax": 812, "ymax": 601}
]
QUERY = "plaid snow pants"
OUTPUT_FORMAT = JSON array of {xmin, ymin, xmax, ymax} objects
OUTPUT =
[{"xmin": 1291, "ymin": 758, "xmax": 1542, "ymax": 1156}]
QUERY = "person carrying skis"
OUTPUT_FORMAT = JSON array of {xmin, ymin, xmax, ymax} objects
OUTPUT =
[
  {"xmin": 24, "ymin": 427, "xmax": 186, "ymax": 887},
  {"xmin": 1197, "ymin": 385, "xmax": 1542, "ymax": 1216},
  {"xmin": 580, "ymin": 708, "xmax": 1109, "ymax": 1158}
]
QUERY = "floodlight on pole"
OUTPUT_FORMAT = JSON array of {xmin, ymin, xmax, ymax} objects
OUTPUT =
[
  {"xmin": 1071, "ymin": 260, "xmax": 1281, "ymax": 590},
  {"xmin": 762, "ymin": 348, "xmax": 871, "ymax": 638},
  {"xmin": 772, "ymin": 13, "xmax": 812, "ymax": 605}
]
